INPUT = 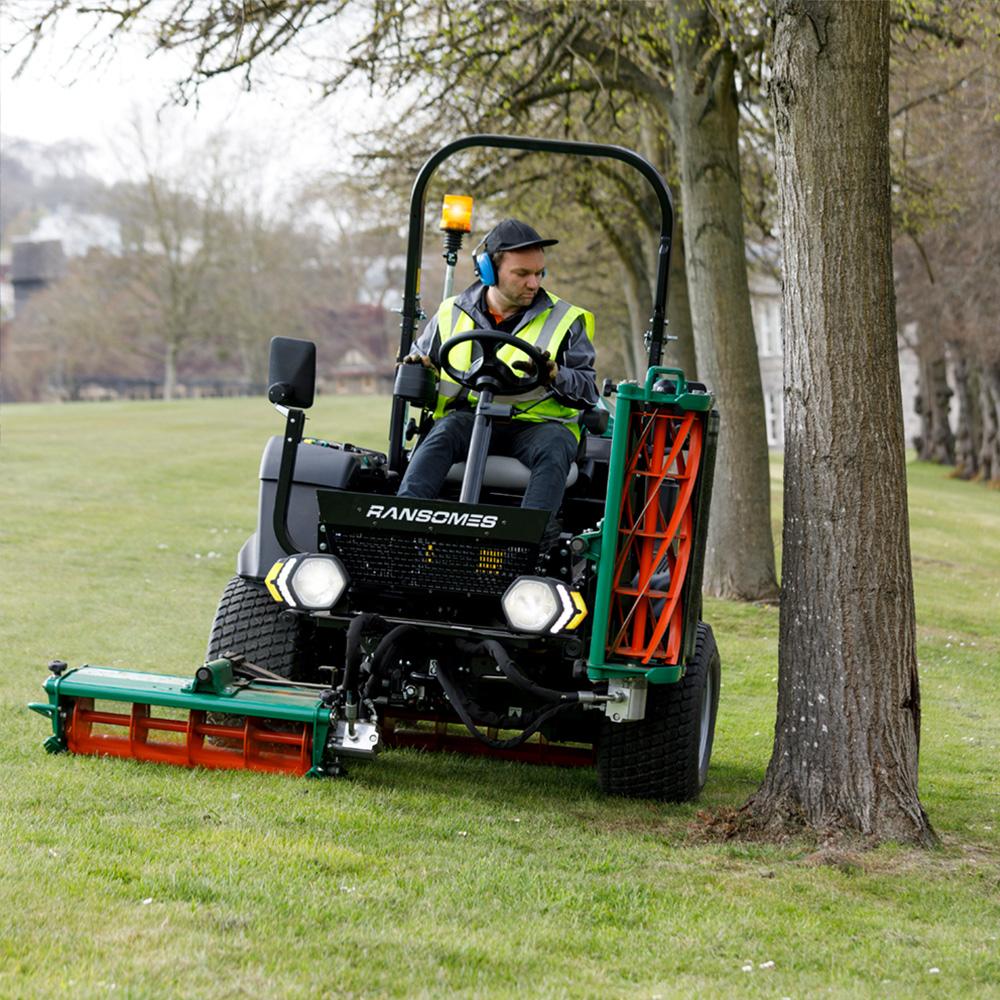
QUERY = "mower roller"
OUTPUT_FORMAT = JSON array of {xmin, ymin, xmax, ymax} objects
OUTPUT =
[{"xmin": 31, "ymin": 135, "xmax": 721, "ymax": 801}]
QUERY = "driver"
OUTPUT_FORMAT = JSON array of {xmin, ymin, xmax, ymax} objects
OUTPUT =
[{"xmin": 397, "ymin": 218, "xmax": 598, "ymax": 522}]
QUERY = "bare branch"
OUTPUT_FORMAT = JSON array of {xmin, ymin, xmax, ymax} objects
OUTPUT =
[{"xmin": 891, "ymin": 64, "xmax": 983, "ymax": 118}]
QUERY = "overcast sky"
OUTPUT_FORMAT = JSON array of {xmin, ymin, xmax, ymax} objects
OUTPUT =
[{"xmin": 0, "ymin": 5, "xmax": 367, "ymax": 186}]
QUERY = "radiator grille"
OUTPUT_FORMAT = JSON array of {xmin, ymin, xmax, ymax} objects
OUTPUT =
[{"xmin": 329, "ymin": 531, "xmax": 537, "ymax": 597}]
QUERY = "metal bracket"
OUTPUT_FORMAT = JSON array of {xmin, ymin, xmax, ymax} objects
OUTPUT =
[
  {"xmin": 570, "ymin": 526, "xmax": 603, "ymax": 563},
  {"xmin": 328, "ymin": 719, "xmax": 381, "ymax": 759},
  {"xmin": 603, "ymin": 678, "xmax": 648, "ymax": 723}
]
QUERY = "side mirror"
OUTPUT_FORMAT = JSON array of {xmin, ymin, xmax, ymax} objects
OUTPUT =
[{"xmin": 268, "ymin": 337, "xmax": 316, "ymax": 408}]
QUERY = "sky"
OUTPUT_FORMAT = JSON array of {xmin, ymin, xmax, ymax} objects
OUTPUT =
[{"xmin": 0, "ymin": 5, "xmax": 369, "ymax": 189}]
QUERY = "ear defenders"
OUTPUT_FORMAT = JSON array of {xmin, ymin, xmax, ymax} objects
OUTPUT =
[
  {"xmin": 472, "ymin": 236, "xmax": 547, "ymax": 288},
  {"xmin": 473, "ymin": 235, "xmax": 497, "ymax": 286}
]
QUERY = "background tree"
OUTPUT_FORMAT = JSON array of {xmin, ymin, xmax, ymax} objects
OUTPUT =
[
  {"xmin": 11, "ymin": 0, "xmax": 782, "ymax": 600},
  {"xmin": 112, "ymin": 149, "xmax": 227, "ymax": 400},
  {"xmin": 667, "ymin": 0, "xmax": 777, "ymax": 599},
  {"xmin": 0, "ymin": 130, "xmax": 364, "ymax": 400},
  {"xmin": 890, "ymin": 20, "xmax": 1000, "ymax": 484},
  {"xmin": 3, "ymin": 250, "xmax": 138, "ymax": 398},
  {"xmin": 0, "ymin": 135, "xmax": 107, "ymax": 247},
  {"xmin": 746, "ymin": 0, "xmax": 934, "ymax": 845},
  {"xmin": 351, "ymin": 0, "xmax": 779, "ymax": 599}
]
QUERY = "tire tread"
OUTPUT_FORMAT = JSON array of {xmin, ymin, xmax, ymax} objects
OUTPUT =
[
  {"xmin": 206, "ymin": 576, "xmax": 313, "ymax": 679},
  {"xmin": 596, "ymin": 623, "xmax": 720, "ymax": 801}
]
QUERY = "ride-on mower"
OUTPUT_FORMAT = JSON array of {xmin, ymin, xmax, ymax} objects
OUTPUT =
[{"xmin": 31, "ymin": 136, "xmax": 720, "ymax": 800}]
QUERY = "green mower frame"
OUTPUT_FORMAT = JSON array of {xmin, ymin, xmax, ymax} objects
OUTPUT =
[{"xmin": 32, "ymin": 135, "xmax": 721, "ymax": 800}]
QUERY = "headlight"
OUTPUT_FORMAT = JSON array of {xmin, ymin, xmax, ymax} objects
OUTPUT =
[
  {"xmin": 266, "ymin": 554, "xmax": 349, "ymax": 610},
  {"xmin": 501, "ymin": 577, "xmax": 587, "ymax": 634}
]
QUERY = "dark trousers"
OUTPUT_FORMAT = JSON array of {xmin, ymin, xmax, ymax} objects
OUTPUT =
[{"xmin": 398, "ymin": 410, "xmax": 578, "ymax": 513}]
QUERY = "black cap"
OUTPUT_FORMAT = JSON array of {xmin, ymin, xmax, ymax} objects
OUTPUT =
[{"xmin": 483, "ymin": 218, "xmax": 559, "ymax": 255}]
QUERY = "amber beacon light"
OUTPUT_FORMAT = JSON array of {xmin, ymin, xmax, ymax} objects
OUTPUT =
[{"xmin": 440, "ymin": 194, "xmax": 474, "ymax": 233}]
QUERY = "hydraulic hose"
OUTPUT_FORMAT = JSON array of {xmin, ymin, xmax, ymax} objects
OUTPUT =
[
  {"xmin": 435, "ymin": 638, "xmax": 598, "ymax": 750},
  {"xmin": 362, "ymin": 624, "xmax": 417, "ymax": 699},
  {"xmin": 477, "ymin": 639, "xmax": 583, "ymax": 704},
  {"xmin": 341, "ymin": 613, "xmax": 387, "ymax": 695},
  {"xmin": 345, "ymin": 627, "xmax": 593, "ymax": 749},
  {"xmin": 434, "ymin": 659, "xmax": 575, "ymax": 751}
]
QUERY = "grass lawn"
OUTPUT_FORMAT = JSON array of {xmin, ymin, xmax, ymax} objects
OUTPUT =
[{"xmin": 1, "ymin": 396, "xmax": 998, "ymax": 999}]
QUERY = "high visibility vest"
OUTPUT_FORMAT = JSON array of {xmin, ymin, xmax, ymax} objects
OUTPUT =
[{"xmin": 432, "ymin": 294, "xmax": 595, "ymax": 441}]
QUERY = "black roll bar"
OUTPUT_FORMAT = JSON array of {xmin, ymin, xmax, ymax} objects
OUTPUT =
[{"xmin": 388, "ymin": 134, "xmax": 676, "ymax": 473}]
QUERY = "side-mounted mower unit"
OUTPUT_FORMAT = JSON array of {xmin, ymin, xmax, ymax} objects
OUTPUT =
[{"xmin": 31, "ymin": 135, "xmax": 721, "ymax": 801}]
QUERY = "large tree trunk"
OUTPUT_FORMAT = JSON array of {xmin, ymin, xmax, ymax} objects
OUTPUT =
[
  {"xmin": 669, "ymin": 3, "xmax": 779, "ymax": 601},
  {"xmin": 746, "ymin": 0, "xmax": 935, "ymax": 845},
  {"xmin": 665, "ymin": 221, "xmax": 698, "ymax": 378},
  {"xmin": 950, "ymin": 349, "xmax": 979, "ymax": 479},
  {"xmin": 163, "ymin": 341, "xmax": 177, "ymax": 401},
  {"xmin": 920, "ymin": 354, "xmax": 955, "ymax": 464},
  {"xmin": 980, "ymin": 364, "xmax": 1000, "ymax": 486},
  {"xmin": 636, "ymin": 112, "xmax": 697, "ymax": 378},
  {"xmin": 619, "ymin": 259, "xmax": 653, "ymax": 378}
]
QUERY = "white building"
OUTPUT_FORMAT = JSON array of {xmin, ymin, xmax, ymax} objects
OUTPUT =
[{"xmin": 750, "ymin": 274, "xmax": 920, "ymax": 450}]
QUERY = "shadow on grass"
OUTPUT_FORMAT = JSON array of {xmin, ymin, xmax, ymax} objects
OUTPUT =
[
  {"xmin": 342, "ymin": 746, "xmax": 766, "ymax": 831},
  {"xmin": 347, "ymin": 746, "xmax": 602, "ymax": 806}
]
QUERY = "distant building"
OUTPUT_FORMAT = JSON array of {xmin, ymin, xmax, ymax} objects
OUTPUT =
[
  {"xmin": 11, "ymin": 239, "xmax": 66, "ymax": 314},
  {"xmin": 750, "ymin": 274, "xmax": 784, "ymax": 449},
  {"xmin": 897, "ymin": 325, "xmax": 923, "ymax": 450},
  {"xmin": 0, "ymin": 250, "xmax": 13, "ymax": 320},
  {"xmin": 312, "ymin": 303, "xmax": 397, "ymax": 394},
  {"xmin": 23, "ymin": 205, "xmax": 121, "ymax": 258},
  {"xmin": 750, "ymin": 273, "xmax": 920, "ymax": 450}
]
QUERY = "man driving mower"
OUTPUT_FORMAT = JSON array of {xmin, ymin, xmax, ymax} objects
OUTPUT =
[{"xmin": 397, "ymin": 219, "xmax": 598, "ymax": 524}]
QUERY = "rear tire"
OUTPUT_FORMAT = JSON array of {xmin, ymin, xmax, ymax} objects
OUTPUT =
[
  {"xmin": 206, "ymin": 576, "xmax": 316, "ymax": 680},
  {"xmin": 596, "ymin": 622, "xmax": 721, "ymax": 801}
]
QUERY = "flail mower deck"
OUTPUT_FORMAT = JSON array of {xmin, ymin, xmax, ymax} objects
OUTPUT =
[{"xmin": 31, "ymin": 135, "xmax": 722, "ymax": 801}]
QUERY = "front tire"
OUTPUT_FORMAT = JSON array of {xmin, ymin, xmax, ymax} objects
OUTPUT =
[
  {"xmin": 206, "ymin": 576, "xmax": 316, "ymax": 680},
  {"xmin": 596, "ymin": 622, "xmax": 721, "ymax": 801}
]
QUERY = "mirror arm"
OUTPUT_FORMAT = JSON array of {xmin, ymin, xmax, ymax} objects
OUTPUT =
[{"xmin": 273, "ymin": 407, "xmax": 305, "ymax": 556}]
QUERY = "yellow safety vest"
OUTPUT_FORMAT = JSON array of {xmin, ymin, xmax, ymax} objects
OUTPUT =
[{"xmin": 432, "ymin": 294, "xmax": 595, "ymax": 441}]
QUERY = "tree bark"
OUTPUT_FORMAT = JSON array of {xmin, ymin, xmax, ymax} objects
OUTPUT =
[
  {"xmin": 980, "ymin": 364, "xmax": 1000, "ymax": 486},
  {"xmin": 669, "ymin": 3, "xmax": 779, "ymax": 601},
  {"xmin": 665, "ymin": 221, "xmax": 698, "ymax": 378},
  {"xmin": 950, "ymin": 349, "xmax": 979, "ymax": 479},
  {"xmin": 746, "ymin": 0, "xmax": 935, "ymax": 845},
  {"xmin": 635, "ymin": 111, "xmax": 697, "ymax": 378},
  {"xmin": 619, "ymin": 258, "xmax": 653, "ymax": 378},
  {"xmin": 924, "ymin": 355, "xmax": 955, "ymax": 465},
  {"xmin": 163, "ymin": 341, "xmax": 177, "ymax": 401}
]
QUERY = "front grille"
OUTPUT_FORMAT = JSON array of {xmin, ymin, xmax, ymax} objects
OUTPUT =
[{"xmin": 329, "ymin": 531, "xmax": 537, "ymax": 597}]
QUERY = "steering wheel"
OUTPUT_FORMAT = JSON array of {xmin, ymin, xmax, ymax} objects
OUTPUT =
[{"xmin": 438, "ymin": 329, "xmax": 549, "ymax": 395}]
